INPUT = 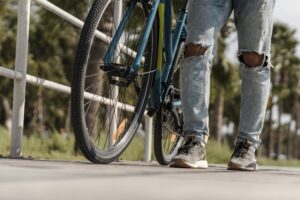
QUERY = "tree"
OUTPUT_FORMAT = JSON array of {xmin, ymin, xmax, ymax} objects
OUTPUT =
[
  {"xmin": 211, "ymin": 19, "xmax": 238, "ymax": 144},
  {"xmin": 0, "ymin": 1, "xmax": 93, "ymax": 134},
  {"xmin": 0, "ymin": 1, "xmax": 18, "ymax": 132},
  {"xmin": 270, "ymin": 22, "xmax": 300, "ymax": 159}
]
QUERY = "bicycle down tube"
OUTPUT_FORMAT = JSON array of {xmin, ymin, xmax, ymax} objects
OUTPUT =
[{"xmin": 103, "ymin": 0, "xmax": 188, "ymax": 114}]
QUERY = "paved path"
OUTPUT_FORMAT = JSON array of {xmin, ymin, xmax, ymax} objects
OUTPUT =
[{"xmin": 0, "ymin": 158, "xmax": 300, "ymax": 200}]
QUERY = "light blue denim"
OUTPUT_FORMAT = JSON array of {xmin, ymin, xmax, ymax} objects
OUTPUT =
[{"xmin": 180, "ymin": 0, "xmax": 275, "ymax": 147}]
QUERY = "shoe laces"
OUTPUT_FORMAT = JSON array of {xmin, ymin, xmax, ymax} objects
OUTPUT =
[{"xmin": 233, "ymin": 141, "xmax": 249, "ymax": 159}]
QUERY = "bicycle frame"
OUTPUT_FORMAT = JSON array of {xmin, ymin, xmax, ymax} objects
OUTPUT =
[
  {"xmin": 150, "ymin": 0, "xmax": 187, "ymax": 113},
  {"xmin": 103, "ymin": 0, "xmax": 188, "ymax": 113}
]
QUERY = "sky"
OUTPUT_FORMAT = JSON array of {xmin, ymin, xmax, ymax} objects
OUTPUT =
[{"xmin": 274, "ymin": 0, "xmax": 300, "ymax": 55}]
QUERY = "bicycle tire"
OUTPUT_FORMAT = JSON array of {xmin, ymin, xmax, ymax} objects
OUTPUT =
[
  {"xmin": 154, "ymin": 41, "xmax": 185, "ymax": 165},
  {"xmin": 71, "ymin": 0, "xmax": 158, "ymax": 164}
]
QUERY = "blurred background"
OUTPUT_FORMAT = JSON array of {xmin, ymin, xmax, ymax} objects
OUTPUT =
[{"xmin": 0, "ymin": 0, "xmax": 299, "ymax": 166}]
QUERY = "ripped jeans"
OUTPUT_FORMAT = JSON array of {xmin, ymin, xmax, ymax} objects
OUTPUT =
[{"xmin": 180, "ymin": 0, "xmax": 275, "ymax": 147}]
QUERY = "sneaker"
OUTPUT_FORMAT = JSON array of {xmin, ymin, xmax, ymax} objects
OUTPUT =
[
  {"xmin": 227, "ymin": 140, "xmax": 258, "ymax": 171},
  {"xmin": 170, "ymin": 137, "xmax": 208, "ymax": 169}
]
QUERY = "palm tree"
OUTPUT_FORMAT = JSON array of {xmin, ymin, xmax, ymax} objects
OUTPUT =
[
  {"xmin": 270, "ymin": 23, "xmax": 299, "ymax": 159},
  {"xmin": 285, "ymin": 55, "xmax": 300, "ymax": 159},
  {"xmin": 211, "ymin": 20, "xmax": 237, "ymax": 144}
]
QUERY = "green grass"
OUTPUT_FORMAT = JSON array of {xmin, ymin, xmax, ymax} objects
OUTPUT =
[
  {"xmin": 0, "ymin": 126, "xmax": 10, "ymax": 155},
  {"xmin": 120, "ymin": 135, "xmax": 145, "ymax": 161},
  {"xmin": 206, "ymin": 140, "xmax": 233, "ymax": 164},
  {"xmin": 257, "ymin": 158, "xmax": 300, "ymax": 167},
  {"xmin": 0, "ymin": 126, "xmax": 84, "ymax": 160},
  {"xmin": 0, "ymin": 126, "xmax": 146, "ymax": 161},
  {"xmin": 1, "ymin": 126, "xmax": 300, "ymax": 167},
  {"xmin": 206, "ymin": 140, "xmax": 300, "ymax": 167}
]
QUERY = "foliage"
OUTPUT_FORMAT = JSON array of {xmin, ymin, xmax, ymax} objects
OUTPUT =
[
  {"xmin": 0, "ymin": 125, "xmax": 144, "ymax": 161},
  {"xmin": 267, "ymin": 22, "xmax": 300, "ymax": 160},
  {"xmin": 271, "ymin": 22, "xmax": 300, "ymax": 105},
  {"xmin": 0, "ymin": 1, "xmax": 17, "ymax": 106},
  {"xmin": 0, "ymin": 1, "xmax": 93, "ymax": 132},
  {"xmin": 0, "ymin": 126, "xmax": 82, "ymax": 159}
]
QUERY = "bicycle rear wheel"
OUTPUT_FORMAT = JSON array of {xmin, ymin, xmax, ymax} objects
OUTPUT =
[
  {"xmin": 154, "ymin": 41, "xmax": 185, "ymax": 165},
  {"xmin": 71, "ymin": 0, "xmax": 158, "ymax": 163}
]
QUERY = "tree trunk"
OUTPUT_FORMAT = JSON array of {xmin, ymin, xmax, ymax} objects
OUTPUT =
[
  {"xmin": 275, "ymin": 101, "xmax": 283, "ymax": 160},
  {"xmin": 37, "ymin": 88, "xmax": 45, "ymax": 135},
  {"xmin": 266, "ymin": 103, "xmax": 274, "ymax": 159},
  {"xmin": 231, "ymin": 123, "xmax": 239, "ymax": 148},
  {"xmin": 287, "ymin": 121, "xmax": 292, "ymax": 159},
  {"xmin": 213, "ymin": 86, "xmax": 224, "ymax": 144},
  {"xmin": 64, "ymin": 99, "xmax": 71, "ymax": 133},
  {"xmin": 2, "ymin": 98, "xmax": 12, "ymax": 133},
  {"xmin": 292, "ymin": 132, "xmax": 297, "ymax": 159},
  {"xmin": 296, "ymin": 135, "xmax": 300, "ymax": 160},
  {"xmin": 292, "ymin": 93, "xmax": 299, "ymax": 159}
]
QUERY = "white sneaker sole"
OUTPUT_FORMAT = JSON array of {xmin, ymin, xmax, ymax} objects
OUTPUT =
[
  {"xmin": 227, "ymin": 162, "xmax": 258, "ymax": 171},
  {"xmin": 170, "ymin": 159, "xmax": 208, "ymax": 169}
]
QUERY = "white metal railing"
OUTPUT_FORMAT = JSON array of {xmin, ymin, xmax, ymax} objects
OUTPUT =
[{"xmin": 0, "ymin": 0, "xmax": 153, "ymax": 161}]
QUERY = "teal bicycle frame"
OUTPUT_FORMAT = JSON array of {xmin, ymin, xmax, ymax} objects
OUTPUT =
[{"xmin": 103, "ymin": 0, "xmax": 188, "ymax": 114}]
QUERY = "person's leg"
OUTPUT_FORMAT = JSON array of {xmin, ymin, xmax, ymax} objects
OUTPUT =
[
  {"xmin": 171, "ymin": 0, "xmax": 232, "ymax": 168},
  {"xmin": 228, "ymin": 0, "xmax": 275, "ymax": 170},
  {"xmin": 180, "ymin": 0, "xmax": 232, "ymax": 142}
]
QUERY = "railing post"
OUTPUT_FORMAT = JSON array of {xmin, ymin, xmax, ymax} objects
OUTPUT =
[
  {"xmin": 109, "ymin": 0, "xmax": 123, "ymax": 146},
  {"xmin": 144, "ymin": 116, "xmax": 153, "ymax": 162},
  {"xmin": 10, "ymin": 0, "xmax": 31, "ymax": 157}
]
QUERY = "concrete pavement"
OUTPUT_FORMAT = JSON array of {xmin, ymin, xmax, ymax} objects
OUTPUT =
[{"xmin": 0, "ymin": 158, "xmax": 300, "ymax": 200}]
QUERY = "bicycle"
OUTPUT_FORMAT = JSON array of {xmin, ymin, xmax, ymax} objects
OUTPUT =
[{"xmin": 71, "ymin": 0, "xmax": 188, "ymax": 164}]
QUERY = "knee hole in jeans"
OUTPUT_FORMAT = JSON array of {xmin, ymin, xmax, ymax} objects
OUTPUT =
[
  {"xmin": 239, "ymin": 52, "xmax": 268, "ymax": 68},
  {"xmin": 184, "ymin": 43, "xmax": 208, "ymax": 58}
]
